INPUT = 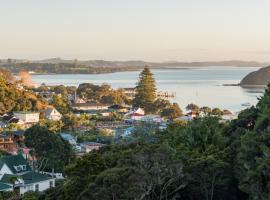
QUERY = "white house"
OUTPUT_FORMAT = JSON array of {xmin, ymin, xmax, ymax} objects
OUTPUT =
[
  {"xmin": 125, "ymin": 108, "xmax": 145, "ymax": 120},
  {"xmin": 140, "ymin": 115, "xmax": 163, "ymax": 123},
  {"xmin": 44, "ymin": 107, "xmax": 62, "ymax": 121},
  {"xmin": 127, "ymin": 113, "xmax": 144, "ymax": 121},
  {"xmin": 80, "ymin": 142, "xmax": 104, "ymax": 153},
  {"xmin": 0, "ymin": 154, "xmax": 55, "ymax": 195},
  {"xmin": 126, "ymin": 108, "xmax": 145, "ymax": 116},
  {"xmin": 13, "ymin": 111, "xmax": 40, "ymax": 124}
]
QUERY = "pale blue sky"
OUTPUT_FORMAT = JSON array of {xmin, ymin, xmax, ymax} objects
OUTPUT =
[{"xmin": 1, "ymin": 0, "xmax": 270, "ymax": 61}]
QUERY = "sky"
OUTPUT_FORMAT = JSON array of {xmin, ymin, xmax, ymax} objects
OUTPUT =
[{"xmin": 1, "ymin": 0, "xmax": 270, "ymax": 62}]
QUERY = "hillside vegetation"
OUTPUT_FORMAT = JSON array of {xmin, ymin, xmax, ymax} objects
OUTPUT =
[
  {"xmin": 0, "ymin": 74, "xmax": 47, "ymax": 115},
  {"xmin": 39, "ymin": 83, "xmax": 270, "ymax": 200}
]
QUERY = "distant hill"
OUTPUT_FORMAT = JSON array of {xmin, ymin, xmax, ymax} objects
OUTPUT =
[
  {"xmin": 0, "ymin": 58, "xmax": 268, "ymax": 68},
  {"xmin": 240, "ymin": 66, "xmax": 270, "ymax": 86},
  {"xmin": 0, "ymin": 58, "xmax": 269, "ymax": 75}
]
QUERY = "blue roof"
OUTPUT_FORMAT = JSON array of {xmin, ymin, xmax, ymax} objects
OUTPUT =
[
  {"xmin": 60, "ymin": 133, "xmax": 76, "ymax": 141},
  {"xmin": 12, "ymin": 130, "xmax": 25, "ymax": 136}
]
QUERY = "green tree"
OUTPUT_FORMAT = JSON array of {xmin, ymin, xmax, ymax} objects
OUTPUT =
[
  {"xmin": 25, "ymin": 125, "xmax": 74, "ymax": 172},
  {"xmin": 61, "ymin": 152, "xmax": 107, "ymax": 200},
  {"xmin": 234, "ymin": 84, "xmax": 270, "ymax": 199},
  {"xmin": 53, "ymin": 85, "xmax": 68, "ymax": 96},
  {"xmin": 51, "ymin": 95, "xmax": 71, "ymax": 114},
  {"xmin": 254, "ymin": 83, "xmax": 270, "ymax": 131},
  {"xmin": 211, "ymin": 108, "xmax": 223, "ymax": 117},
  {"xmin": 0, "ymin": 191, "xmax": 18, "ymax": 200},
  {"xmin": 38, "ymin": 119, "xmax": 64, "ymax": 133},
  {"xmin": 186, "ymin": 103, "xmax": 200, "ymax": 112},
  {"xmin": 161, "ymin": 102, "xmax": 183, "ymax": 119},
  {"xmin": 133, "ymin": 66, "xmax": 157, "ymax": 113},
  {"xmin": 77, "ymin": 143, "xmax": 186, "ymax": 200},
  {"xmin": 162, "ymin": 117, "xmax": 233, "ymax": 200},
  {"xmin": 77, "ymin": 83, "xmax": 130, "ymax": 105},
  {"xmin": 23, "ymin": 191, "xmax": 40, "ymax": 200},
  {"xmin": 200, "ymin": 106, "xmax": 212, "ymax": 115}
]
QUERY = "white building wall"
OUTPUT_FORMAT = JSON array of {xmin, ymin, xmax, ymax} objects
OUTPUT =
[
  {"xmin": 13, "ymin": 112, "xmax": 40, "ymax": 123},
  {"xmin": 48, "ymin": 114, "xmax": 62, "ymax": 121},
  {"xmin": 46, "ymin": 109, "xmax": 62, "ymax": 121},
  {"xmin": 20, "ymin": 179, "xmax": 55, "ymax": 195},
  {"xmin": 0, "ymin": 164, "xmax": 13, "ymax": 179}
]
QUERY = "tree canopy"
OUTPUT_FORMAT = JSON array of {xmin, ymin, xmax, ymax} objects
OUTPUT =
[
  {"xmin": 24, "ymin": 125, "xmax": 74, "ymax": 172},
  {"xmin": 133, "ymin": 66, "xmax": 157, "ymax": 113},
  {"xmin": 77, "ymin": 83, "xmax": 130, "ymax": 105},
  {"xmin": 42, "ymin": 83, "xmax": 270, "ymax": 200},
  {"xmin": 0, "ymin": 75, "xmax": 47, "ymax": 115}
]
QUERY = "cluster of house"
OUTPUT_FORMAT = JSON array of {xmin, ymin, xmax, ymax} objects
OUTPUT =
[
  {"xmin": 0, "ymin": 107, "xmax": 62, "ymax": 129},
  {"xmin": 0, "ymin": 131, "xmax": 25, "ymax": 155},
  {"xmin": 72, "ymin": 103, "xmax": 164, "ymax": 123},
  {"xmin": 0, "ymin": 154, "xmax": 55, "ymax": 194},
  {"xmin": 176, "ymin": 110, "xmax": 238, "ymax": 122},
  {"xmin": 60, "ymin": 133, "xmax": 104, "ymax": 156}
]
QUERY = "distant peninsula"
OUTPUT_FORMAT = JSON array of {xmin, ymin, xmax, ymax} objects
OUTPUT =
[
  {"xmin": 0, "ymin": 58, "xmax": 268, "ymax": 75},
  {"xmin": 240, "ymin": 66, "xmax": 270, "ymax": 86}
]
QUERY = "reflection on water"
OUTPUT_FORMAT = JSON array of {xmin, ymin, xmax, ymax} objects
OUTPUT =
[
  {"xmin": 32, "ymin": 67, "xmax": 265, "ymax": 112},
  {"xmin": 241, "ymin": 87, "xmax": 265, "ymax": 94}
]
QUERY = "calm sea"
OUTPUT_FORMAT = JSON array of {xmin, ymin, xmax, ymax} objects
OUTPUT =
[{"xmin": 32, "ymin": 66, "xmax": 265, "ymax": 112}]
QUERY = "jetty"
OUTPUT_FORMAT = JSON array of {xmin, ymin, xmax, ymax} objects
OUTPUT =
[
  {"xmin": 122, "ymin": 88, "xmax": 176, "ymax": 99},
  {"xmin": 157, "ymin": 91, "xmax": 176, "ymax": 99}
]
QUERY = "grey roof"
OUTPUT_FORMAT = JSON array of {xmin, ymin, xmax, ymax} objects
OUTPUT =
[
  {"xmin": 1, "ymin": 172, "xmax": 52, "ymax": 185},
  {"xmin": 80, "ymin": 141, "xmax": 105, "ymax": 146},
  {"xmin": 60, "ymin": 133, "xmax": 76, "ymax": 141},
  {"xmin": 44, "ymin": 107, "xmax": 61, "ymax": 117},
  {"xmin": 45, "ymin": 107, "xmax": 54, "ymax": 116}
]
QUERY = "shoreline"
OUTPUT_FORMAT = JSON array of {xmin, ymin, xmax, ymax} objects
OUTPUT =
[{"xmin": 11, "ymin": 65, "xmax": 261, "ymax": 76}]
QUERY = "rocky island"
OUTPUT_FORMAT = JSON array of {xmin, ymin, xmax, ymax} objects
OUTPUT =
[{"xmin": 240, "ymin": 66, "xmax": 270, "ymax": 87}]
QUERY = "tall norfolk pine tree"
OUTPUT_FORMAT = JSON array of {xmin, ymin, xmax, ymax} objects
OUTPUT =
[{"xmin": 133, "ymin": 65, "xmax": 157, "ymax": 112}]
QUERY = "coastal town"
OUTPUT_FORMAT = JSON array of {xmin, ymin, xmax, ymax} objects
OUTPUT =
[
  {"xmin": 0, "ymin": 65, "xmax": 242, "ymax": 199},
  {"xmin": 2, "ymin": 0, "xmax": 270, "ymax": 199}
]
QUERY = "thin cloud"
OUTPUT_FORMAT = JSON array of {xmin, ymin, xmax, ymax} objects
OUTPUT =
[{"xmin": 246, "ymin": 51, "xmax": 270, "ymax": 55}]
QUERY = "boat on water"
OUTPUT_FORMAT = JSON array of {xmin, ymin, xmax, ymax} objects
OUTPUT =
[{"xmin": 241, "ymin": 102, "xmax": 251, "ymax": 107}]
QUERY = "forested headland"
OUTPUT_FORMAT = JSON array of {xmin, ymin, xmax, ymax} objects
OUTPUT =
[
  {"xmin": 0, "ymin": 62, "xmax": 140, "ymax": 75},
  {"xmin": 0, "ymin": 59, "xmax": 266, "ymax": 75}
]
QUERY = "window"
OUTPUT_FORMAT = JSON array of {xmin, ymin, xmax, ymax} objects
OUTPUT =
[
  {"xmin": 49, "ymin": 181, "xmax": 54, "ymax": 188},
  {"xmin": 14, "ymin": 166, "xmax": 20, "ymax": 172},
  {"xmin": 27, "ymin": 185, "xmax": 33, "ymax": 191},
  {"xmin": 14, "ymin": 165, "xmax": 26, "ymax": 172},
  {"xmin": 35, "ymin": 184, "xmax": 39, "ymax": 192}
]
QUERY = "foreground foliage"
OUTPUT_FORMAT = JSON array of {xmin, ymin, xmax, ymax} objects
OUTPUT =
[
  {"xmin": 42, "ymin": 85, "xmax": 270, "ymax": 200},
  {"xmin": 25, "ymin": 125, "xmax": 74, "ymax": 172}
]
